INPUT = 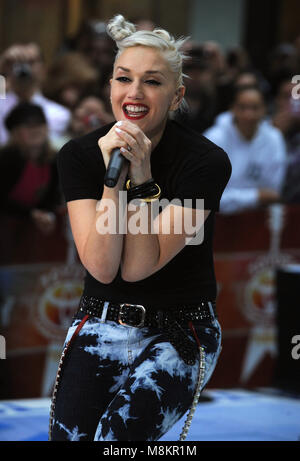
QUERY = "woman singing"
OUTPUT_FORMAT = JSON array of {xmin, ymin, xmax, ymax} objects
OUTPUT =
[{"xmin": 50, "ymin": 15, "xmax": 231, "ymax": 441}]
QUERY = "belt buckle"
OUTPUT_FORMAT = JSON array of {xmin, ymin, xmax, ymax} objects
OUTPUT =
[{"xmin": 118, "ymin": 303, "xmax": 146, "ymax": 328}]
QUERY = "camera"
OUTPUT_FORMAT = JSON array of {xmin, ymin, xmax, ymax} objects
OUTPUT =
[{"xmin": 12, "ymin": 62, "xmax": 33, "ymax": 80}]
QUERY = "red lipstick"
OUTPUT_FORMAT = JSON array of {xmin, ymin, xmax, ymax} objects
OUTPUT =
[{"xmin": 122, "ymin": 103, "xmax": 149, "ymax": 120}]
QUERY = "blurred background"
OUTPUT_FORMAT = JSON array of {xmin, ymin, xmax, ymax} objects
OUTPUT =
[{"xmin": 0, "ymin": 0, "xmax": 300, "ymax": 406}]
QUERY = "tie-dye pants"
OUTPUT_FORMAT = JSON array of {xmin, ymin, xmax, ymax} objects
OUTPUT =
[{"xmin": 49, "ymin": 308, "xmax": 221, "ymax": 441}]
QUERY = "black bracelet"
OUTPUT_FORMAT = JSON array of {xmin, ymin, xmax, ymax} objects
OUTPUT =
[
  {"xmin": 126, "ymin": 178, "xmax": 161, "ymax": 202},
  {"xmin": 126, "ymin": 178, "xmax": 154, "ymax": 191}
]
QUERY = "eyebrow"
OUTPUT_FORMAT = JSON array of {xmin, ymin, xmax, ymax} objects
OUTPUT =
[{"xmin": 116, "ymin": 66, "xmax": 166, "ymax": 78}]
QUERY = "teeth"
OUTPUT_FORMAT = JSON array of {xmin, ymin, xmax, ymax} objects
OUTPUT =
[{"xmin": 125, "ymin": 105, "xmax": 148, "ymax": 113}]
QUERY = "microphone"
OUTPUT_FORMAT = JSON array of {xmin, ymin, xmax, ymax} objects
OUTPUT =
[{"xmin": 104, "ymin": 148, "xmax": 128, "ymax": 188}]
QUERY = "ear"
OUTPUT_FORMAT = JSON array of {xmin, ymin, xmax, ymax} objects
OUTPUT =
[
  {"xmin": 109, "ymin": 78, "xmax": 113, "ymax": 103},
  {"xmin": 170, "ymin": 86, "xmax": 186, "ymax": 111}
]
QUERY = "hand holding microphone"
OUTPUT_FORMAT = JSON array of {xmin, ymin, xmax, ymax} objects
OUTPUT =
[
  {"xmin": 104, "ymin": 147, "xmax": 129, "ymax": 187},
  {"xmin": 98, "ymin": 120, "xmax": 152, "ymax": 189},
  {"xmin": 98, "ymin": 122, "xmax": 130, "ymax": 188}
]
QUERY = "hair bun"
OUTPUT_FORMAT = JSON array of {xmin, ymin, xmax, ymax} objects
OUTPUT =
[
  {"xmin": 107, "ymin": 14, "xmax": 136, "ymax": 42},
  {"xmin": 152, "ymin": 29, "xmax": 173, "ymax": 45}
]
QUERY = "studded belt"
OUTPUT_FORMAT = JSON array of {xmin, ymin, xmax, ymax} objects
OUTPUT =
[
  {"xmin": 78, "ymin": 295, "xmax": 215, "ymax": 328},
  {"xmin": 78, "ymin": 295, "xmax": 216, "ymax": 365}
]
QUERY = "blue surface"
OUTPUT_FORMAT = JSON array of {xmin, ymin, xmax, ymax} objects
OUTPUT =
[{"xmin": 0, "ymin": 389, "xmax": 299, "ymax": 441}]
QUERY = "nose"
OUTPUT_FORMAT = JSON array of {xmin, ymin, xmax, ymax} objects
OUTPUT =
[
  {"xmin": 244, "ymin": 110, "xmax": 259, "ymax": 122},
  {"xmin": 127, "ymin": 80, "xmax": 144, "ymax": 100}
]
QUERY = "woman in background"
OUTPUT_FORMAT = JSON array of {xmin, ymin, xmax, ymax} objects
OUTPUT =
[{"xmin": 0, "ymin": 102, "xmax": 60, "ymax": 234}]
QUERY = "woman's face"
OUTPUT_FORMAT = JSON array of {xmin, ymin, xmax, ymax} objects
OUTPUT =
[
  {"xmin": 110, "ymin": 46, "xmax": 184, "ymax": 143},
  {"xmin": 13, "ymin": 123, "xmax": 48, "ymax": 158}
]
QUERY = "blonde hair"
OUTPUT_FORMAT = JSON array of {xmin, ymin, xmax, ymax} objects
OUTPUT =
[{"xmin": 107, "ymin": 15, "xmax": 189, "ymax": 111}]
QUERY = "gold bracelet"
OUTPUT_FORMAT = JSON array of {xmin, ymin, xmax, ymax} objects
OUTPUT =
[
  {"xmin": 126, "ymin": 179, "xmax": 154, "ymax": 190},
  {"xmin": 125, "ymin": 179, "xmax": 133, "ymax": 190},
  {"xmin": 125, "ymin": 179, "xmax": 161, "ymax": 202}
]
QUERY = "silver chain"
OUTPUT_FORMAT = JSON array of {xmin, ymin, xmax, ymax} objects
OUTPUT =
[
  {"xmin": 179, "ymin": 346, "xmax": 206, "ymax": 441},
  {"xmin": 48, "ymin": 341, "xmax": 69, "ymax": 440},
  {"xmin": 49, "ymin": 339, "xmax": 206, "ymax": 441}
]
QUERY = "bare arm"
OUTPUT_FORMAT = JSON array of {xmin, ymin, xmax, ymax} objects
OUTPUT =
[
  {"xmin": 66, "ymin": 122, "xmax": 132, "ymax": 284},
  {"xmin": 67, "ymin": 171, "xmax": 127, "ymax": 284},
  {"xmin": 121, "ymin": 203, "xmax": 210, "ymax": 282}
]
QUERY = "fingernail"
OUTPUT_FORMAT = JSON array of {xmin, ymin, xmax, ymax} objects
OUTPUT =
[
  {"xmin": 116, "ymin": 121, "xmax": 123, "ymax": 126},
  {"xmin": 115, "ymin": 127, "xmax": 122, "ymax": 133}
]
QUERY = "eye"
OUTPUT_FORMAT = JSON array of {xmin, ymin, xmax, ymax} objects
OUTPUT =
[
  {"xmin": 145, "ymin": 79, "xmax": 161, "ymax": 86},
  {"xmin": 116, "ymin": 76, "xmax": 131, "ymax": 83}
]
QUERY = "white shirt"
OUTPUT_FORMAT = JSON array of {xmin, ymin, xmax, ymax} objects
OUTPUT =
[
  {"xmin": 204, "ymin": 112, "xmax": 287, "ymax": 214},
  {"xmin": 0, "ymin": 91, "xmax": 71, "ymax": 146}
]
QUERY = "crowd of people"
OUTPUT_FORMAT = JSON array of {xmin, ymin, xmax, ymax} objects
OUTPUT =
[{"xmin": 0, "ymin": 17, "xmax": 300, "ymax": 237}]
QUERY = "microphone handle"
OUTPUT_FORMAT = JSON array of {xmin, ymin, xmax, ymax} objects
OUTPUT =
[{"xmin": 104, "ymin": 148, "xmax": 128, "ymax": 188}]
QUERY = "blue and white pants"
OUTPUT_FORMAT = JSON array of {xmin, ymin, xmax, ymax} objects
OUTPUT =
[{"xmin": 49, "ymin": 308, "xmax": 221, "ymax": 441}]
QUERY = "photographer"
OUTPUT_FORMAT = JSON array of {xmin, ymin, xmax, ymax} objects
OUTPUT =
[{"xmin": 0, "ymin": 43, "xmax": 71, "ymax": 146}]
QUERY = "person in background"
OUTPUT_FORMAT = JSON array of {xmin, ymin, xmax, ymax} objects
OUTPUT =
[
  {"xmin": 68, "ymin": 95, "xmax": 114, "ymax": 139},
  {"xmin": 267, "ymin": 43, "xmax": 299, "ymax": 99},
  {"xmin": 43, "ymin": 52, "xmax": 99, "ymax": 110},
  {"xmin": 174, "ymin": 43, "xmax": 217, "ymax": 133},
  {"xmin": 294, "ymin": 34, "xmax": 300, "ymax": 69},
  {"xmin": 131, "ymin": 17, "xmax": 155, "ymax": 31},
  {"xmin": 0, "ymin": 43, "xmax": 71, "ymax": 147},
  {"xmin": 213, "ymin": 70, "xmax": 269, "ymax": 127},
  {"xmin": 272, "ymin": 76, "xmax": 300, "ymax": 203},
  {"xmin": 204, "ymin": 85, "xmax": 286, "ymax": 214},
  {"xmin": 0, "ymin": 102, "xmax": 61, "ymax": 233},
  {"xmin": 214, "ymin": 46, "xmax": 271, "ymax": 116},
  {"xmin": 68, "ymin": 20, "xmax": 116, "ymax": 85},
  {"xmin": 55, "ymin": 95, "xmax": 115, "ymax": 149}
]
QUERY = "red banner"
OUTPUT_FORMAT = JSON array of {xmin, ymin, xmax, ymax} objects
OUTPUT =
[
  {"xmin": 1, "ymin": 205, "xmax": 300, "ymax": 398},
  {"xmin": 211, "ymin": 205, "xmax": 300, "ymax": 388}
]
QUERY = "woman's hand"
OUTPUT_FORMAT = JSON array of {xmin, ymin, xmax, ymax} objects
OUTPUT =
[
  {"xmin": 115, "ymin": 121, "xmax": 152, "ymax": 185},
  {"xmin": 98, "ymin": 122, "xmax": 128, "ymax": 170},
  {"xmin": 98, "ymin": 122, "xmax": 130, "ymax": 187},
  {"xmin": 98, "ymin": 121, "xmax": 152, "ymax": 187}
]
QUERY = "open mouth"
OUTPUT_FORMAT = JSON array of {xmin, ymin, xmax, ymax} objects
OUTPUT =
[{"xmin": 122, "ymin": 103, "xmax": 149, "ymax": 120}]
